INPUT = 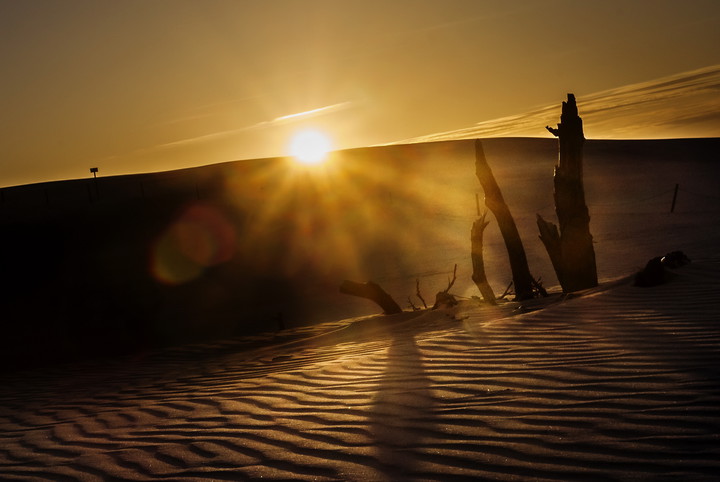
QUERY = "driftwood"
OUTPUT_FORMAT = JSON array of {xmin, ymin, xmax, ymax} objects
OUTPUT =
[
  {"xmin": 538, "ymin": 94, "xmax": 598, "ymax": 292},
  {"xmin": 470, "ymin": 210, "xmax": 496, "ymax": 304},
  {"xmin": 475, "ymin": 140, "xmax": 536, "ymax": 300},
  {"xmin": 634, "ymin": 251, "xmax": 691, "ymax": 287},
  {"xmin": 497, "ymin": 277, "xmax": 547, "ymax": 300},
  {"xmin": 634, "ymin": 257, "xmax": 666, "ymax": 287},
  {"xmin": 433, "ymin": 264, "xmax": 459, "ymax": 309},
  {"xmin": 339, "ymin": 280, "xmax": 402, "ymax": 314},
  {"xmin": 532, "ymin": 277, "xmax": 549, "ymax": 297}
]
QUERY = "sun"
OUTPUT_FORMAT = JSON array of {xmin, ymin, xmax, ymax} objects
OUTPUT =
[{"xmin": 289, "ymin": 129, "xmax": 333, "ymax": 165}]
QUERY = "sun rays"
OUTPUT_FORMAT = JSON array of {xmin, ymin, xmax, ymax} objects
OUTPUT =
[
  {"xmin": 147, "ymin": 141, "xmax": 480, "ymax": 308},
  {"xmin": 217, "ymin": 144, "xmax": 476, "ymax": 291}
]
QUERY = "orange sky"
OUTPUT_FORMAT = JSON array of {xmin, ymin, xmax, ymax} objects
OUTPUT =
[{"xmin": 2, "ymin": 0, "xmax": 720, "ymax": 187}]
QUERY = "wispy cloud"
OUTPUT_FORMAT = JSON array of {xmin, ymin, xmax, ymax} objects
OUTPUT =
[
  {"xmin": 393, "ymin": 65, "xmax": 720, "ymax": 143},
  {"xmin": 154, "ymin": 101, "xmax": 355, "ymax": 150},
  {"xmin": 271, "ymin": 102, "xmax": 353, "ymax": 123},
  {"xmin": 154, "ymin": 129, "xmax": 242, "ymax": 149}
]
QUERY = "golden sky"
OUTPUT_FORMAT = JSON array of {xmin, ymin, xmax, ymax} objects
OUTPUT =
[{"xmin": 2, "ymin": 0, "xmax": 720, "ymax": 187}]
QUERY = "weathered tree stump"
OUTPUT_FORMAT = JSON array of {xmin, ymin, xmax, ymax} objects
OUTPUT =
[
  {"xmin": 475, "ymin": 139, "xmax": 535, "ymax": 300},
  {"xmin": 538, "ymin": 94, "xmax": 598, "ymax": 292},
  {"xmin": 470, "ymin": 210, "xmax": 496, "ymax": 304},
  {"xmin": 339, "ymin": 280, "xmax": 402, "ymax": 314},
  {"xmin": 432, "ymin": 264, "xmax": 459, "ymax": 309}
]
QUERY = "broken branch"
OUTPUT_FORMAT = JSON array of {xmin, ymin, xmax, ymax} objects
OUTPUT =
[{"xmin": 339, "ymin": 280, "xmax": 402, "ymax": 314}]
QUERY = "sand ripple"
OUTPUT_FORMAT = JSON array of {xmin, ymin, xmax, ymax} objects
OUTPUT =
[{"xmin": 1, "ymin": 262, "xmax": 720, "ymax": 480}]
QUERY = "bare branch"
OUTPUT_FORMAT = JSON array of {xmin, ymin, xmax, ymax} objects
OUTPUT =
[
  {"xmin": 443, "ymin": 264, "xmax": 458, "ymax": 294},
  {"xmin": 432, "ymin": 264, "xmax": 460, "ymax": 309},
  {"xmin": 339, "ymin": 280, "xmax": 402, "ymax": 314},
  {"xmin": 498, "ymin": 281, "xmax": 514, "ymax": 300},
  {"xmin": 416, "ymin": 278, "xmax": 428, "ymax": 309},
  {"xmin": 471, "ymin": 210, "xmax": 496, "ymax": 304},
  {"xmin": 532, "ymin": 276, "xmax": 548, "ymax": 297}
]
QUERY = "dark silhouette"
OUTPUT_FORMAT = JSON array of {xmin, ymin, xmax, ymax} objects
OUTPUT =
[
  {"xmin": 634, "ymin": 257, "xmax": 666, "ymax": 287},
  {"xmin": 470, "ymin": 209, "xmax": 496, "ymax": 304},
  {"xmin": 634, "ymin": 251, "xmax": 691, "ymax": 286},
  {"xmin": 661, "ymin": 250, "xmax": 691, "ymax": 268},
  {"xmin": 369, "ymin": 335, "xmax": 434, "ymax": 477},
  {"xmin": 538, "ymin": 94, "xmax": 598, "ymax": 292},
  {"xmin": 474, "ymin": 139, "xmax": 536, "ymax": 300},
  {"xmin": 339, "ymin": 280, "xmax": 402, "ymax": 314},
  {"xmin": 432, "ymin": 263, "xmax": 459, "ymax": 309}
]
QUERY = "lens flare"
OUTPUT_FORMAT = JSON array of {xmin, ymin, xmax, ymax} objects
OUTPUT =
[{"xmin": 151, "ymin": 204, "xmax": 237, "ymax": 285}]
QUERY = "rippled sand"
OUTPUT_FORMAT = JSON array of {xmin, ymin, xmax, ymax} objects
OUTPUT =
[{"xmin": 1, "ymin": 259, "xmax": 719, "ymax": 480}]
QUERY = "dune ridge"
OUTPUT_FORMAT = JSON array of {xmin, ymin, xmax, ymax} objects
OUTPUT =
[{"xmin": 1, "ymin": 259, "xmax": 719, "ymax": 480}]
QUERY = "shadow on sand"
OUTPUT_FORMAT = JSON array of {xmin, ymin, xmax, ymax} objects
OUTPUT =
[{"xmin": 369, "ymin": 334, "xmax": 435, "ymax": 478}]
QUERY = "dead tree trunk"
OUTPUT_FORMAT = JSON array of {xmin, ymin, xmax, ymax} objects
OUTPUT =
[
  {"xmin": 538, "ymin": 93, "xmax": 598, "ymax": 292},
  {"xmin": 339, "ymin": 280, "xmax": 402, "ymax": 314},
  {"xmin": 470, "ymin": 210, "xmax": 496, "ymax": 304},
  {"xmin": 475, "ymin": 139, "xmax": 535, "ymax": 300}
]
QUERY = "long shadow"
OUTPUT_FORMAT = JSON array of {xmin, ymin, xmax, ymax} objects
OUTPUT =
[{"xmin": 368, "ymin": 333, "xmax": 435, "ymax": 479}]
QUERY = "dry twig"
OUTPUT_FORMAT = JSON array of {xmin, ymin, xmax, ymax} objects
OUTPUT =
[
  {"xmin": 416, "ymin": 278, "xmax": 428, "ymax": 309},
  {"xmin": 498, "ymin": 281, "xmax": 514, "ymax": 300},
  {"xmin": 443, "ymin": 264, "xmax": 458, "ymax": 293}
]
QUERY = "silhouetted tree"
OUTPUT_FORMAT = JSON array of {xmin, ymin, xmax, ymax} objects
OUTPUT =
[
  {"xmin": 474, "ymin": 140, "xmax": 535, "ymax": 300},
  {"xmin": 537, "ymin": 94, "xmax": 598, "ymax": 292},
  {"xmin": 470, "ymin": 210, "xmax": 496, "ymax": 304}
]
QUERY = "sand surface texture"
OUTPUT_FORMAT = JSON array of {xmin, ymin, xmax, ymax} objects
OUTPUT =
[{"xmin": 1, "ymin": 259, "xmax": 719, "ymax": 480}]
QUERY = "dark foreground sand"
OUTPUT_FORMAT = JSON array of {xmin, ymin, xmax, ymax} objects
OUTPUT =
[{"xmin": 1, "ymin": 258, "xmax": 719, "ymax": 480}]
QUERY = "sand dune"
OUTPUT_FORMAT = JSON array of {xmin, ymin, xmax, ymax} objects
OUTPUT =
[
  {"xmin": 1, "ymin": 135, "xmax": 719, "ymax": 479},
  {"xmin": 1, "ymin": 259, "xmax": 719, "ymax": 480},
  {"xmin": 3, "ymin": 137, "xmax": 719, "ymax": 371}
]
